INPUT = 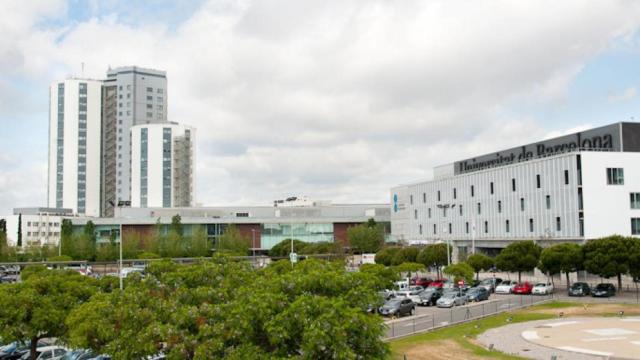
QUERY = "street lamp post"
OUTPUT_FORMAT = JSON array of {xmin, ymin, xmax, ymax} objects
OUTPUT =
[{"xmin": 437, "ymin": 203, "xmax": 455, "ymax": 266}]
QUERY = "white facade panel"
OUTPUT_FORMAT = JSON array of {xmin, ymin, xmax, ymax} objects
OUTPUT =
[{"xmin": 581, "ymin": 152, "xmax": 640, "ymax": 238}]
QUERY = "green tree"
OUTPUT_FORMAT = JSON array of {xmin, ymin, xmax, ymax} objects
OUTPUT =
[
  {"xmin": 443, "ymin": 263, "xmax": 475, "ymax": 284},
  {"xmin": 17, "ymin": 213, "xmax": 22, "ymax": 247},
  {"xmin": 583, "ymin": 236, "xmax": 630, "ymax": 290},
  {"xmin": 390, "ymin": 247, "xmax": 420, "ymax": 266},
  {"xmin": 269, "ymin": 239, "xmax": 307, "ymax": 258},
  {"xmin": 374, "ymin": 247, "xmax": 400, "ymax": 266},
  {"xmin": 84, "ymin": 220, "xmax": 97, "ymax": 260},
  {"xmin": 299, "ymin": 241, "xmax": 341, "ymax": 255},
  {"xmin": 217, "ymin": 225, "xmax": 250, "ymax": 256},
  {"xmin": 171, "ymin": 214, "xmax": 183, "ymax": 237},
  {"xmin": 539, "ymin": 243, "xmax": 583, "ymax": 288},
  {"xmin": 495, "ymin": 241, "xmax": 542, "ymax": 282},
  {"xmin": 189, "ymin": 225, "xmax": 210, "ymax": 257},
  {"xmin": 417, "ymin": 243, "xmax": 451, "ymax": 278},
  {"xmin": 60, "ymin": 219, "xmax": 74, "ymax": 257},
  {"xmin": 347, "ymin": 223, "xmax": 384, "ymax": 253},
  {"xmin": 628, "ymin": 238, "xmax": 640, "ymax": 282},
  {"xmin": 466, "ymin": 253, "xmax": 494, "ymax": 280},
  {"xmin": 0, "ymin": 219, "xmax": 8, "ymax": 261},
  {"xmin": 393, "ymin": 262, "xmax": 425, "ymax": 281},
  {"xmin": 0, "ymin": 267, "xmax": 97, "ymax": 360}
]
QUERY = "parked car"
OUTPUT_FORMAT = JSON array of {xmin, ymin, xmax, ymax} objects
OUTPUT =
[
  {"xmin": 19, "ymin": 346, "xmax": 67, "ymax": 360},
  {"xmin": 495, "ymin": 280, "xmax": 517, "ymax": 294},
  {"xmin": 568, "ymin": 282, "xmax": 591, "ymax": 297},
  {"xmin": 60, "ymin": 349, "xmax": 98, "ymax": 360},
  {"xmin": 466, "ymin": 287, "xmax": 490, "ymax": 302},
  {"xmin": 532, "ymin": 282, "xmax": 554, "ymax": 295},
  {"xmin": 378, "ymin": 298, "xmax": 415, "ymax": 317},
  {"xmin": 64, "ymin": 264, "xmax": 92, "ymax": 276},
  {"xmin": 417, "ymin": 287, "xmax": 443, "ymax": 306},
  {"xmin": 0, "ymin": 340, "xmax": 52, "ymax": 360},
  {"xmin": 413, "ymin": 277, "xmax": 433, "ymax": 287},
  {"xmin": 120, "ymin": 267, "xmax": 145, "ymax": 278},
  {"xmin": 427, "ymin": 279, "xmax": 447, "ymax": 289},
  {"xmin": 592, "ymin": 283, "xmax": 616, "ymax": 298},
  {"xmin": 512, "ymin": 282, "xmax": 533, "ymax": 294},
  {"xmin": 478, "ymin": 278, "xmax": 503, "ymax": 293},
  {"xmin": 436, "ymin": 291, "xmax": 468, "ymax": 308}
]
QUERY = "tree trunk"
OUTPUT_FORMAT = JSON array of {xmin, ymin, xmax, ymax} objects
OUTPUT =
[
  {"xmin": 618, "ymin": 273, "xmax": 623, "ymax": 292},
  {"xmin": 518, "ymin": 271, "xmax": 522, "ymax": 283},
  {"xmin": 566, "ymin": 272, "xmax": 570, "ymax": 289},
  {"xmin": 476, "ymin": 271, "xmax": 480, "ymax": 281},
  {"xmin": 30, "ymin": 336, "xmax": 38, "ymax": 360}
]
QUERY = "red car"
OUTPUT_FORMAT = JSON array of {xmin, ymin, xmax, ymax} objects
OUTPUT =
[
  {"xmin": 512, "ymin": 282, "xmax": 533, "ymax": 294},
  {"xmin": 427, "ymin": 279, "xmax": 447, "ymax": 289},
  {"xmin": 413, "ymin": 277, "xmax": 433, "ymax": 287}
]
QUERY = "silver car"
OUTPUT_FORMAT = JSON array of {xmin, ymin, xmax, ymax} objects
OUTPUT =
[{"xmin": 436, "ymin": 291, "xmax": 468, "ymax": 308}]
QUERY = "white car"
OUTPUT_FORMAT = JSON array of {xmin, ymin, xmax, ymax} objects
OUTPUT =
[
  {"xmin": 532, "ymin": 282, "xmax": 554, "ymax": 295},
  {"xmin": 495, "ymin": 280, "xmax": 517, "ymax": 294},
  {"xmin": 22, "ymin": 346, "xmax": 68, "ymax": 360},
  {"xmin": 120, "ymin": 267, "xmax": 145, "ymax": 278}
]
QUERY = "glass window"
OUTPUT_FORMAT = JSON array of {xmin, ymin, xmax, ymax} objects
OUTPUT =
[
  {"xmin": 490, "ymin": 182, "xmax": 494, "ymax": 194},
  {"xmin": 410, "ymin": 195, "xmax": 413, "ymax": 205},
  {"xmin": 423, "ymin": 193, "xmax": 426, "ymax": 203},
  {"xmin": 414, "ymin": 209, "xmax": 418, "ymax": 219},
  {"xmin": 505, "ymin": 220, "xmax": 510, "ymax": 233},
  {"xmin": 459, "ymin": 205, "xmax": 463, "ymax": 216},
  {"xmin": 536, "ymin": 174, "xmax": 541, "ymax": 189},
  {"xmin": 632, "ymin": 218, "xmax": 640, "ymax": 235},
  {"xmin": 433, "ymin": 224, "xmax": 436, "ymax": 234},
  {"xmin": 477, "ymin": 202, "xmax": 481, "ymax": 215},
  {"xmin": 465, "ymin": 222, "xmax": 469, "ymax": 234},
  {"xmin": 428, "ymin": 208, "xmax": 431, "ymax": 218},
  {"xmin": 520, "ymin": 198, "xmax": 525, "ymax": 211},
  {"xmin": 453, "ymin": 188, "xmax": 456, "ymax": 199},
  {"xmin": 437, "ymin": 190, "xmax": 441, "ymax": 201},
  {"xmin": 546, "ymin": 195, "xmax": 551, "ymax": 209},
  {"xmin": 448, "ymin": 223, "xmax": 452, "ymax": 234},
  {"xmin": 498, "ymin": 200, "xmax": 502, "ymax": 213},
  {"xmin": 564, "ymin": 170, "xmax": 569, "ymax": 185},
  {"xmin": 631, "ymin": 193, "xmax": 640, "ymax": 209},
  {"xmin": 419, "ymin": 224, "xmax": 422, "ymax": 235},
  {"xmin": 471, "ymin": 185, "xmax": 475, "ymax": 197},
  {"xmin": 147, "ymin": 87, "xmax": 153, "ymax": 92},
  {"xmin": 556, "ymin": 217, "xmax": 561, "ymax": 231},
  {"xmin": 484, "ymin": 221, "xmax": 488, "ymax": 233},
  {"xmin": 512, "ymin": 178, "xmax": 516, "ymax": 192},
  {"xmin": 607, "ymin": 168, "xmax": 624, "ymax": 185},
  {"xmin": 529, "ymin": 218, "xmax": 534, "ymax": 232}
]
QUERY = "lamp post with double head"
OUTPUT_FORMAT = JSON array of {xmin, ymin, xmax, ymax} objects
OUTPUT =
[{"xmin": 436, "ymin": 203, "xmax": 456, "ymax": 266}]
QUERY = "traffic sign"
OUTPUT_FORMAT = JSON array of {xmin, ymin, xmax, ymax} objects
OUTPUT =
[
  {"xmin": 457, "ymin": 280, "xmax": 464, "ymax": 286},
  {"xmin": 289, "ymin": 252, "xmax": 298, "ymax": 264}
]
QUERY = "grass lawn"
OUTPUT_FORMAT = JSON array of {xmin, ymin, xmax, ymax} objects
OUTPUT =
[{"xmin": 388, "ymin": 301, "xmax": 640, "ymax": 360}]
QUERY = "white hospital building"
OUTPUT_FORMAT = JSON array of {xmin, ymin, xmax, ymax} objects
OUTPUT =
[{"xmin": 391, "ymin": 122, "xmax": 640, "ymax": 258}]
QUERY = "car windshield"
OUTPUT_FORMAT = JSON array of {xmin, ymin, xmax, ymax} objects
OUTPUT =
[
  {"xmin": 386, "ymin": 300, "xmax": 402, "ymax": 306},
  {"xmin": 534, "ymin": 283, "xmax": 546, "ymax": 287},
  {"xmin": 596, "ymin": 284, "xmax": 609, "ymax": 290},
  {"xmin": 442, "ymin": 293, "xmax": 456, "ymax": 299},
  {"xmin": 480, "ymin": 279, "xmax": 492, "ymax": 284},
  {"xmin": 571, "ymin": 283, "xmax": 585, "ymax": 289},
  {"xmin": 1, "ymin": 342, "xmax": 17, "ymax": 353},
  {"xmin": 500, "ymin": 281, "xmax": 511, "ymax": 286},
  {"xmin": 60, "ymin": 350, "xmax": 84, "ymax": 360}
]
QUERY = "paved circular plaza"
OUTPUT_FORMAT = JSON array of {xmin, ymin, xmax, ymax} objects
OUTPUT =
[{"xmin": 478, "ymin": 317, "xmax": 640, "ymax": 359}]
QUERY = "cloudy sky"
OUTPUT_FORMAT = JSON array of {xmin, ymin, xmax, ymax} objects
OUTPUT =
[{"xmin": 2, "ymin": 0, "xmax": 640, "ymax": 215}]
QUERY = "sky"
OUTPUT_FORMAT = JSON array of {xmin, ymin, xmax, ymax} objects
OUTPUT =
[{"xmin": 2, "ymin": 0, "xmax": 640, "ymax": 215}]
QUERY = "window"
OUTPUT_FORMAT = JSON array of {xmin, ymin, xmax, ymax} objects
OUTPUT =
[
  {"xmin": 157, "ymin": 96, "xmax": 163, "ymax": 102},
  {"xmin": 556, "ymin": 217, "xmax": 561, "ymax": 231},
  {"xmin": 158, "ymin": 88, "xmax": 164, "ymax": 94},
  {"xmin": 484, "ymin": 221, "xmax": 488, "ymax": 233},
  {"xmin": 449, "ymin": 223, "xmax": 452, "ymax": 234},
  {"xmin": 236, "ymin": 212, "xmax": 249, "ymax": 217},
  {"xmin": 127, "ymin": 93, "xmax": 131, "ymax": 99},
  {"xmin": 453, "ymin": 188, "xmax": 457, "ymax": 199},
  {"xmin": 632, "ymin": 218, "xmax": 640, "ymax": 235},
  {"xmin": 146, "ymin": 112, "xmax": 153, "ymax": 118},
  {"xmin": 27, "ymin": 221, "xmax": 31, "ymax": 226},
  {"xmin": 428, "ymin": 208, "xmax": 432, "ymax": 218},
  {"xmin": 410, "ymin": 195, "xmax": 413, "ymax": 205},
  {"xmin": 631, "ymin": 193, "xmax": 640, "ymax": 209},
  {"xmin": 459, "ymin": 205, "xmax": 463, "ymax": 216},
  {"xmin": 147, "ymin": 87, "xmax": 153, "ymax": 92},
  {"xmin": 546, "ymin": 195, "xmax": 551, "ymax": 209},
  {"xmin": 465, "ymin": 222, "xmax": 469, "ymax": 234},
  {"xmin": 564, "ymin": 170, "xmax": 569, "ymax": 185},
  {"xmin": 529, "ymin": 218, "xmax": 534, "ymax": 232},
  {"xmin": 477, "ymin": 202, "xmax": 481, "ymax": 215},
  {"xmin": 419, "ymin": 224, "xmax": 423, "ymax": 235},
  {"xmin": 536, "ymin": 174, "xmax": 541, "ymax": 189},
  {"xmin": 433, "ymin": 224, "xmax": 437, "ymax": 234},
  {"xmin": 505, "ymin": 220, "xmax": 510, "ymax": 233},
  {"xmin": 512, "ymin": 178, "xmax": 516, "ymax": 191},
  {"xmin": 607, "ymin": 168, "xmax": 624, "ymax": 185},
  {"xmin": 490, "ymin": 182, "xmax": 494, "ymax": 194},
  {"xmin": 147, "ymin": 95, "xmax": 153, "ymax": 101},
  {"xmin": 423, "ymin": 193, "xmax": 426, "ymax": 203},
  {"xmin": 414, "ymin": 209, "xmax": 418, "ymax": 219},
  {"xmin": 498, "ymin": 200, "xmax": 502, "ymax": 213},
  {"xmin": 146, "ymin": 104, "xmax": 152, "ymax": 109},
  {"xmin": 520, "ymin": 198, "xmax": 525, "ymax": 211},
  {"xmin": 127, "ymin": 85, "xmax": 131, "ymax": 90},
  {"xmin": 437, "ymin": 190, "xmax": 441, "ymax": 201},
  {"xmin": 471, "ymin": 185, "xmax": 475, "ymax": 197}
]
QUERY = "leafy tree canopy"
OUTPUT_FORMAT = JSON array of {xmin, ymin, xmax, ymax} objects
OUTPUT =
[
  {"xmin": 348, "ymin": 222, "xmax": 385, "ymax": 253},
  {"xmin": 495, "ymin": 241, "xmax": 541, "ymax": 282}
]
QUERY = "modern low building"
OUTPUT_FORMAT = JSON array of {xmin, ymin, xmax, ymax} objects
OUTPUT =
[
  {"xmin": 1, "ymin": 208, "xmax": 73, "ymax": 247},
  {"xmin": 130, "ymin": 123, "xmax": 195, "ymax": 208},
  {"xmin": 391, "ymin": 122, "xmax": 640, "ymax": 258},
  {"xmin": 47, "ymin": 78, "xmax": 103, "ymax": 217},
  {"xmin": 69, "ymin": 203, "xmax": 390, "ymax": 250}
]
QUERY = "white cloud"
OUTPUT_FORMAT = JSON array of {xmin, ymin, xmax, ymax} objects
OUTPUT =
[
  {"xmin": 2, "ymin": 0, "xmax": 640, "ymax": 213},
  {"xmin": 608, "ymin": 86, "xmax": 637, "ymax": 103}
]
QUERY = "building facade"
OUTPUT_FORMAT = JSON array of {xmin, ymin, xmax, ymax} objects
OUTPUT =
[
  {"xmin": 130, "ymin": 123, "xmax": 195, "ymax": 208},
  {"xmin": 391, "ymin": 122, "xmax": 640, "ymax": 258},
  {"xmin": 70, "ymin": 203, "xmax": 390, "ymax": 250},
  {"xmin": 1, "ymin": 208, "xmax": 72, "ymax": 247},
  {"xmin": 47, "ymin": 78, "xmax": 103, "ymax": 217},
  {"xmin": 101, "ymin": 66, "xmax": 169, "ymax": 216}
]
